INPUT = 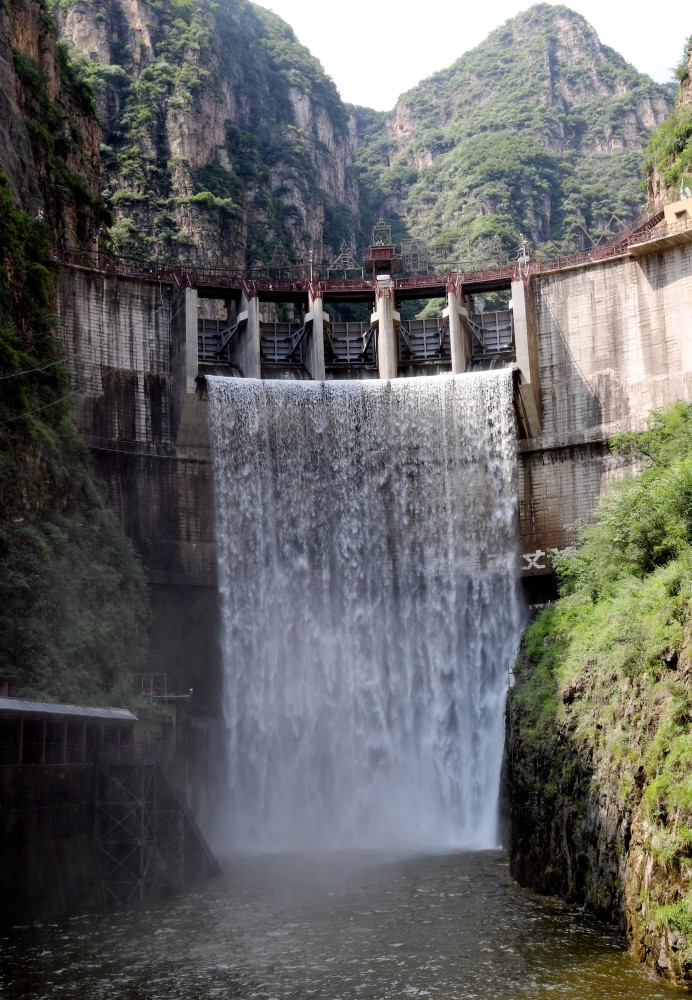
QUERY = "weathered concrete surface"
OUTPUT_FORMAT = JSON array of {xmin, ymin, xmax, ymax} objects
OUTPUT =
[
  {"xmin": 534, "ymin": 251, "xmax": 692, "ymax": 444},
  {"xmin": 373, "ymin": 291, "xmax": 399, "ymax": 380},
  {"xmin": 235, "ymin": 289, "xmax": 261, "ymax": 378},
  {"xmin": 306, "ymin": 293, "xmax": 327, "ymax": 381},
  {"xmin": 517, "ymin": 245, "xmax": 692, "ymax": 572},
  {"xmin": 445, "ymin": 286, "xmax": 469, "ymax": 375},
  {"xmin": 57, "ymin": 268, "xmax": 176, "ymax": 450},
  {"xmin": 55, "ymin": 267, "xmax": 219, "ymax": 697}
]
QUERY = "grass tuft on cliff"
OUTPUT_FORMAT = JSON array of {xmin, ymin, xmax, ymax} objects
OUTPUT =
[{"xmin": 510, "ymin": 402, "xmax": 692, "ymax": 986}]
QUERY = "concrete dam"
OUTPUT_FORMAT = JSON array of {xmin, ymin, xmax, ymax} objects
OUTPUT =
[{"xmin": 54, "ymin": 208, "xmax": 692, "ymax": 702}]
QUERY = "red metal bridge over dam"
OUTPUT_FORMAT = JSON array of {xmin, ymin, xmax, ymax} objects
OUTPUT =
[
  {"xmin": 53, "ymin": 205, "xmax": 670, "ymax": 391},
  {"xmin": 54, "ymin": 201, "xmax": 667, "ymax": 302}
]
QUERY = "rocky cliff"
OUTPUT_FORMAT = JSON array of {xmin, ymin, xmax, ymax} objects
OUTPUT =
[
  {"xmin": 33, "ymin": 1, "xmax": 675, "ymax": 268},
  {"xmin": 507, "ymin": 405, "xmax": 692, "ymax": 989},
  {"xmin": 508, "ymin": 651, "xmax": 692, "ymax": 987},
  {"xmin": 353, "ymin": 4, "xmax": 672, "ymax": 259},
  {"xmin": 0, "ymin": 0, "xmax": 102, "ymax": 239},
  {"xmin": 647, "ymin": 36, "xmax": 692, "ymax": 202},
  {"xmin": 0, "ymin": 0, "xmax": 149, "ymax": 702},
  {"xmin": 53, "ymin": 0, "xmax": 359, "ymax": 267}
]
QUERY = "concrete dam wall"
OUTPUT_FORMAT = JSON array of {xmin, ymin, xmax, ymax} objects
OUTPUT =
[
  {"xmin": 55, "ymin": 236, "xmax": 692, "ymax": 692},
  {"xmin": 519, "ymin": 244, "xmax": 692, "ymax": 568},
  {"xmin": 56, "ymin": 269, "xmax": 221, "ymax": 697}
]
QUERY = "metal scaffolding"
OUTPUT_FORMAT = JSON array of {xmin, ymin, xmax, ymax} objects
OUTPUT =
[
  {"xmin": 95, "ymin": 749, "xmax": 219, "ymax": 904},
  {"xmin": 95, "ymin": 757, "xmax": 157, "ymax": 903}
]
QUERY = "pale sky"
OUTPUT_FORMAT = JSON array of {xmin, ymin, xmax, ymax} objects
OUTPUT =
[{"xmin": 254, "ymin": 0, "xmax": 688, "ymax": 110}]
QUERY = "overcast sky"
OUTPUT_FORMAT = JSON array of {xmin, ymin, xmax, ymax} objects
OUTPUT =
[{"xmin": 254, "ymin": 0, "xmax": 688, "ymax": 110}]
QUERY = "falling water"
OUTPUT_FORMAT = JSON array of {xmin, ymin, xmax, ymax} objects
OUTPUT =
[{"xmin": 207, "ymin": 371, "xmax": 524, "ymax": 852}]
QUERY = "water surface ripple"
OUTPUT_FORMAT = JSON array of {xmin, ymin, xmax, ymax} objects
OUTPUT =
[{"xmin": 0, "ymin": 852, "xmax": 674, "ymax": 999}]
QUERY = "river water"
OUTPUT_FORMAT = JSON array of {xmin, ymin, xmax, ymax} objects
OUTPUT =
[{"xmin": 0, "ymin": 851, "xmax": 674, "ymax": 999}]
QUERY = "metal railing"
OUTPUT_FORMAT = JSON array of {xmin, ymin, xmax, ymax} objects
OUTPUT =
[{"xmin": 52, "ymin": 203, "xmax": 686, "ymax": 297}]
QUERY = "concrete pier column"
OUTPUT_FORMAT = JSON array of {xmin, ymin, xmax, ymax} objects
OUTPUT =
[
  {"xmin": 444, "ymin": 285, "xmax": 469, "ymax": 374},
  {"xmin": 511, "ymin": 278, "xmax": 541, "ymax": 438},
  {"xmin": 305, "ymin": 292, "xmax": 327, "ymax": 381},
  {"xmin": 184, "ymin": 287, "xmax": 199, "ymax": 394},
  {"xmin": 170, "ymin": 286, "xmax": 199, "ymax": 441},
  {"xmin": 225, "ymin": 297, "xmax": 237, "ymax": 328},
  {"xmin": 235, "ymin": 288, "xmax": 262, "ymax": 379},
  {"xmin": 374, "ymin": 289, "xmax": 400, "ymax": 380}
]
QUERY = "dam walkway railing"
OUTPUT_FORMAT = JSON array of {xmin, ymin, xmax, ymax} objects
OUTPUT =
[{"xmin": 50, "ymin": 204, "xmax": 683, "ymax": 299}]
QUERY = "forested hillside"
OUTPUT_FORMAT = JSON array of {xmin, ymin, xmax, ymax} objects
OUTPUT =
[
  {"xmin": 353, "ymin": 4, "xmax": 672, "ymax": 262},
  {"xmin": 51, "ymin": 2, "xmax": 674, "ymax": 269},
  {"xmin": 0, "ymin": 0, "xmax": 149, "ymax": 702}
]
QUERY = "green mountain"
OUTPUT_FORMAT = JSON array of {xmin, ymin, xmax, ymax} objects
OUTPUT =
[
  {"xmin": 52, "ymin": 0, "xmax": 359, "ymax": 268},
  {"xmin": 50, "ymin": 1, "xmax": 673, "ymax": 269},
  {"xmin": 353, "ymin": 4, "xmax": 673, "ymax": 262},
  {"xmin": 646, "ymin": 36, "xmax": 692, "ymax": 201}
]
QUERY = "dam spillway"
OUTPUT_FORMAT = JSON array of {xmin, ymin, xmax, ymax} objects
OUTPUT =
[{"xmin": 207, "ymin": 371, "xmax": 524, "ymax": 851}]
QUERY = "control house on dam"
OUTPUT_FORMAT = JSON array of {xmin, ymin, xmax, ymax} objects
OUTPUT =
[{"xmin": 54, "ymin": 205, "xmax": 692, "ymax": 700}]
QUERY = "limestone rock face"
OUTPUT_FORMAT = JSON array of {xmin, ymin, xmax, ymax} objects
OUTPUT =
[
  {"xmin": 60, "ymin": 4, "xmax": 111, "ymax": 63},
  {"xmin": 680, "ymin": 46, "xmax": 692, "ymax": 109},
  {"xmin": 0, "ymin": 0, "xmax": 100, "ymax": 240},
  {"xmin": 55, "ymin": 0, "xmax": 359, "ymax": 268},
  {"xmin": 38, "ymin": 0, "xmax": 673, "ymax": 269}
]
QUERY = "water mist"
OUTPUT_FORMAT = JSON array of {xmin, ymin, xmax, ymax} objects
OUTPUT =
[{"xmin": 207, "ymin": 371, "xmax": 523, "ymax": 852}]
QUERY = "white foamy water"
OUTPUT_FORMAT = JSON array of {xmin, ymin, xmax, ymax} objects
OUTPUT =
[{"xmin": 207, "ymin": 372, "xmax": 524, "ymax": 852}]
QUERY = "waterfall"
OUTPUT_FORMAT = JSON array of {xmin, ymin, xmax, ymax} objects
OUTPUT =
[{"xmin": 207, "ymin": 371, "xmax": 524, "ymax": 852}]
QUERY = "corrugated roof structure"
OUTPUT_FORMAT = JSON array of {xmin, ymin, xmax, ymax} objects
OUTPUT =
[{"xmin": 0, "ymin": 697, "xmax": 137, "ymax": 722}]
